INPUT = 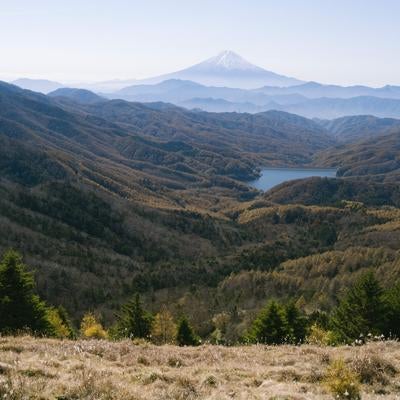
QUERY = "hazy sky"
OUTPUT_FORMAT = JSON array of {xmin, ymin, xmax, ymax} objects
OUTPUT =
[{"xmin": 1, "ymin": 0, "xmax": 400, "ymax": 86}]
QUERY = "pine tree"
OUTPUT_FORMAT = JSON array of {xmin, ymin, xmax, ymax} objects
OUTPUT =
[
  {"xmin": 151, "ymin": 306, "xmax": 176, "ymax": 344},
  {"xmin": 0, "ymin": 250, "xmax": 53, "ymax": 335},
  {"xmin": 248, "ymin": 300, "xmax": 289, "ymax": 344},
  {"xmin": 284, "ymin": 301, "xmax": 307, "ymax": 344},
  {"xmin": 331, "ymin": 271, "xmax": 389, "ymax": 342},
  {"xmin": 176, "ymin": 316, "xmax": 199, "ymax": 346},
  {"xmin": 116, "ymin": 293, "xmax": 152, "ymax": 339},
  {"xmin": 385, "ymin": 282, "xmax": 400, "ymax": 338}
]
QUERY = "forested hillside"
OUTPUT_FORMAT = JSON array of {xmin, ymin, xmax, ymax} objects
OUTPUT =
[
  {"xmin": 315, "ymin": 131, "xmax": 400, "ymax": 182},
  {"xmin": 1, "ymin": 81, "xmax": 400, "ymax": 341}
]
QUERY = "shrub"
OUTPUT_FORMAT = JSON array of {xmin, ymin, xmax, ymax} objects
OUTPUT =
[
  {"xmin": 306, "ymin": 324, "xmax": 338, "ymax": 346},
  {"xmin": 80, "ymin": 312, "xmax": 107, "ymax": 339},
  {"xmin": 351, "ymin": 353, "xmax": 397, "ymax": 385},
  {"xmin": 47, "ymin": 308, "xmax": 73, "ymax": 339},
  {"xmin": 324, "ymin": 359, "xmax": 361, "ymax": 400}
]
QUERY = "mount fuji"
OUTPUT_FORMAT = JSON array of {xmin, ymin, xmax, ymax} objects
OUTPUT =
[
  {"xmin": 12, "ymin": 51, "xmax": 302, "ymax": 93},
  {"xmin": 136, "ymin": 50, "xmax": 302, "ymax": 89}
]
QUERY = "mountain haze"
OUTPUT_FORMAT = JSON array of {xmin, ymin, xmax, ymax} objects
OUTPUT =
[
  {"xmin": 280, "ymin": 96, "xmax": 400, "ymax": 119},
  {"xmin": 115, "ymin": 51, "xmax": 303, "ymax": 90},
  {"xmin": 12, "ymin": 78, "xmax": 65, "ymax": 94},
  {"xmin": 111, "ymin": 79, "xmax": 306, "ymax": 107},
  {"xmin": 13, "ymin": 52, "xmax": 400, "ymax": 120}
]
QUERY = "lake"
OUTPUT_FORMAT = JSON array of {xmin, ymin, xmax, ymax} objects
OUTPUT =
[{"xmin": 249, "ymin": 167, "xmax": 337, "ymax": 191}]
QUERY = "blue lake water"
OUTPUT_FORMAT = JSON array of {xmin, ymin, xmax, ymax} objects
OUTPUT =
[{"xmin": 249, "ymin": 167, "xmax": 337, "ymax": 191}]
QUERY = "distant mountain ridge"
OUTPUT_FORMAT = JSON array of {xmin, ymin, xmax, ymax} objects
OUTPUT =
[
  {"xmin": 48, "ymin": 88, "xmax": 105, "ymax": 104},
  {"xmin": 12, "ymin": 51, "xmax": 302, "ymax": 93},
  {"xmin": 111, "ymin": 79, "xmax": 305, "ymax": 107},
  {"xmin": 129, "ymin": 50, "xmax": 303, "ymax": 89},
  {"xmin": 256, "ymin": 81, "xmax": 400, "ymax": 99},
  {"xmin": 280, "ymin": 96, "xmax": 400, "ymax": 119},
  {"xmin": 109, "ymin": 79, "xmax": 400, "ymax": 119},
  {"xmin": 12, "ymin": 78, "xmax": 64, "ymax": 94},
  {"xmin": 10, "ymin": 50, "xmax": 400, "ymax": 119}
]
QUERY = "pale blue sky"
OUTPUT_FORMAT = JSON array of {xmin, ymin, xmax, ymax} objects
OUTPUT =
[{"xmin": 1, "ymin": 0, "xmax": 399, "ymax": 86}]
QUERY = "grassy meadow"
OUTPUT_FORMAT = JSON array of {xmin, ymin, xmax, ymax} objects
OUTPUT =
[{"xmin": 0, "ymin": 337, "xmax": 399, "ymax": 399}]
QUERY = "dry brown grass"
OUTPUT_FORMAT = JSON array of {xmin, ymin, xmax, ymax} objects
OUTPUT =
[{"xmin": 0, "ymin": 337, "xmax": 399, "ymax": 399}]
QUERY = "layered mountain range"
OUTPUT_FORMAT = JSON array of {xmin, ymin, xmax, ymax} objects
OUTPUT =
[
  {"xmin": 11, "ymin": 51, "xmax": 400, "ymax": 119},
  {"xmin": 108, "ymin": 79, "xmax": 400, "ymax": 118},
  {"xmin": 3, "ymin": 68, "xmax": 400, "ymax": 329}
]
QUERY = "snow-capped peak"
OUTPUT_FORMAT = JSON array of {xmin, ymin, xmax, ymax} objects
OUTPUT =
[
  {"xmin": 195, "ymin": 51, "xmax": 262, "ymax": 71},
  {"xmin": 138, "ymin": 51, "xmax": 302, "ymax": 89}
]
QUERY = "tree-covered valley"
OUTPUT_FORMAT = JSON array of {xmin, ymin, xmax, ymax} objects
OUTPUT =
[{"xmin": 0, "ymin": 80, "xmax": 400, "ymax": 346}]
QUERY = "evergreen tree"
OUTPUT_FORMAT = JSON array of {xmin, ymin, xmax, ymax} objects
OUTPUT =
[
  {"xmin": 116, "ymin": 293, "xmax": 152, "ymax": 339},
  {"xmin": 284, "ymin": 301, "xmax": 307, "ymax": 343},
  {"xmin": 176, "ymin": 316, "xmax": 199, "ymax": 346},
  {"xmin": 247, "ymin": 300, "xmax": 289, "ymax": 344},
  {"xmin": 331, "ymin": 271, "xmax": 389, "ymax": 342},
  {"xmin": 308, "ymin": 310, "xmax": 331, "ymax": 330},
  {"xmin": 0, "ymin": 250, "xmax": 53, "ymax": 335},
  {"xmin": 385, "ymin": 282, "xmax": 400, "ymax": 338}
]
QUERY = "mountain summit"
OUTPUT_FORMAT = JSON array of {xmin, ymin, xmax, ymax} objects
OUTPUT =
[
  {"xmin": 193, "ymin": 50, "xmax": 262, "ymax": 71},
  {"xmin": 14, "ymin": 51, "xmax": 302, "ymax": 93},
  {"xmin": 136, "ymin": 51, "xmax": 302, "ymax": 89}
]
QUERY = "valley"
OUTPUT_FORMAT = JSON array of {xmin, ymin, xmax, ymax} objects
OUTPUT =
[
  {"xmin": 1, "ymin": 79, "xmax": 400, "ymax": 340},
  {"xmin": 3, "ymin": 2, "xmax": 400, "ymax": 399}
]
